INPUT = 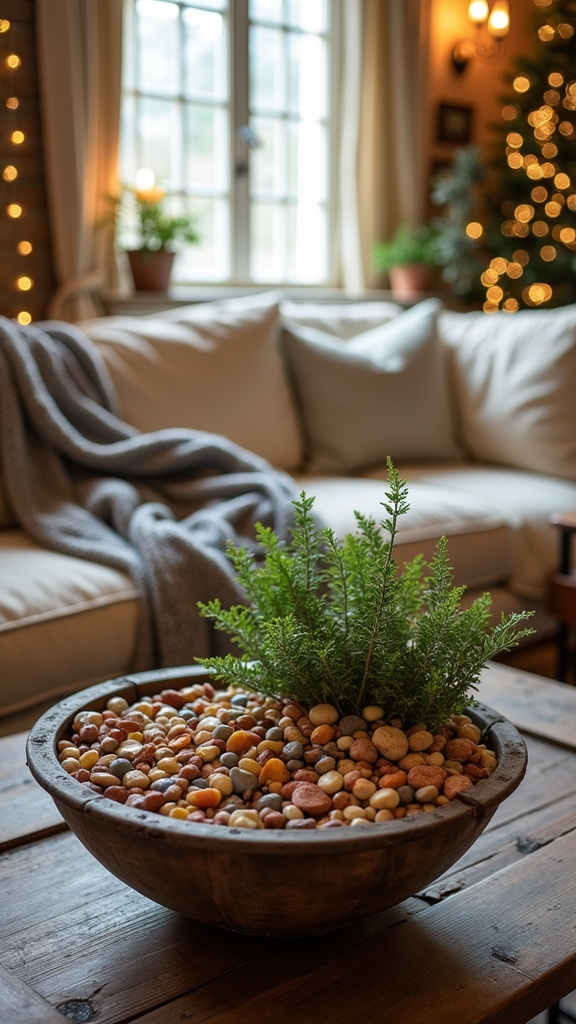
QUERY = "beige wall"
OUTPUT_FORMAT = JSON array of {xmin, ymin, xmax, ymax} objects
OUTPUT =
[{"xmin": 428, "ymin": 0, "xmax": 537, "ymax": 180}]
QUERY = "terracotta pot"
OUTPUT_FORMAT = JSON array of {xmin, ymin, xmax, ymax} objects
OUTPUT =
[
  {"xmin": 27, "ymin": 665, "xmax": 527, "ymax": 937},
  {"xmin": 127, "ymin": 249, "xmax": 175, "ymax": 292},
  {"xmin": 388, "ymin": 263, "xmax": 435, "ymax": 301}
]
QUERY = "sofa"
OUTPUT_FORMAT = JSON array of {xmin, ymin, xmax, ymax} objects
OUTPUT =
[{"xmin": 3, "ymin": 289, "xmax": 576, "ymax": 730}]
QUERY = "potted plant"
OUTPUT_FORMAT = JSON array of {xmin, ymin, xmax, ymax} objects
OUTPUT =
[
  {"xmin": 373, "ymin": 224, "xmax": 442, "ymax": 301},
  {"xmin": 106, "ymin": 172, "xmax": 200, "ymax": 291},
  {"xmin": 197, "ymin": 460, "xmax": 534, "ymax": 728}
]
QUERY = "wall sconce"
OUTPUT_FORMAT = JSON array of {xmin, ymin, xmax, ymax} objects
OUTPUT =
[{"xmin": 452, "ymin": 1, "xmax": 510, "ymax": 75}]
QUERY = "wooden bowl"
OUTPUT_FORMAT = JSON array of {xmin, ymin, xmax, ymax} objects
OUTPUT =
[{"xmin": 27, "ymin": 665, "xmax": 527, "ymax": 937}]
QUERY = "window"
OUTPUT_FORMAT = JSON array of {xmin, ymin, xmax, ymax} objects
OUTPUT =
[{"xmin": 120, "ymin": 0, "xmax": 336, "ymax": 286}]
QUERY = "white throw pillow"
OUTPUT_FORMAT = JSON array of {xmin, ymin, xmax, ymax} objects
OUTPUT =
[
  {"xmin": 438, "ymin": 304, "xmax": 576, "ymax": 481},
  {"xmin": 79, "ymin": 292, "xmax": 304, "ymax": 472},
  {"xmin": 282, "ymin": 298, "xmax": 462, "ymax": 474},
  {"xmin": 280, "ymin": 299, "xmax": 403, "ymax": 339}
]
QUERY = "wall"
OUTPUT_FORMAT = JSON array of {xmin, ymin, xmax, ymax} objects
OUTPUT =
[
  {"xmin": 428, "ymin": 0, "xmax": 537, "ymax": 187},
  {"xmin": 0, "ymin": 0, "xmax": 54, "ymax": 323}
]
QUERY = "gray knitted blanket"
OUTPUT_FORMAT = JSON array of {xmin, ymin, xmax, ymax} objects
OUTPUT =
[{"xmin": 0, "ymin": 315, "xmax": 298, "ymax": 669}]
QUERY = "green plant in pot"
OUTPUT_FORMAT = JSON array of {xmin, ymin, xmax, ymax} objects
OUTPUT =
[
  {"xmin": 106, "ymin": 169, "xmax": 200, "ymax": 291},
  {"xmin": 373, "ymin": 224, "xmax": 442, "ymax": 301},
  {"xmin": 198, "ymin": 460, "xmax": 534, "ymax": 731}
]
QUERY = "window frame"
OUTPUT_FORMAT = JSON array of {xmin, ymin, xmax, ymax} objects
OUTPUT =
[{"xmin": 120, "ymin": 0, "xmax": 341, "ymax": 289}]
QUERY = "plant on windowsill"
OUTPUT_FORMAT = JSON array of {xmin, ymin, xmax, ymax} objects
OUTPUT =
[
  {"xmin": 373, "ymin": 224, "xmax": 443, "ymax": 301},
  {"xmin": 105, "ymin": 171, "xmax": 200, "ymax": 292},
  {"xmin": 197, "ymin": 459, "xmax": 535, "ymax": 731}
]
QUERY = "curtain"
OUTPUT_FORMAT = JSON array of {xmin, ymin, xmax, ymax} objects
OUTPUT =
[
  {"xmin": 36, "ymin": 0, "xmax": 123, "ymax": 322},
  {"xmin": 357, "ymin": 0, "xmax": 432, "ymax": 289}
]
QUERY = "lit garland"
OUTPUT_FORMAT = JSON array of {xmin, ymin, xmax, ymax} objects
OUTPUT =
[
  {"xmin": 480, "ymin": 0, "xmax": 576, "ymax": 311},
  {"xmin": 1, "ymin": 17, "xmax": 33, "ymax": 324}
]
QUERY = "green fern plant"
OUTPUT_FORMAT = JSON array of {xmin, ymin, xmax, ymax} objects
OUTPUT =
[{"xmin": 197, "ymin": 460, "xmax": 534, "ymax": 729}]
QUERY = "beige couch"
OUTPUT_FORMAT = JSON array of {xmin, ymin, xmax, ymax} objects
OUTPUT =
[{"xmin": 3, "ymin": 290, "xmax": 576, "ymax": 728}]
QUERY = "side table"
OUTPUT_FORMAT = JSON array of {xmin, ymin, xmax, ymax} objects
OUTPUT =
[{"xmin": 548, "ymin": 511, "xmax": 576, "ymax": 683}]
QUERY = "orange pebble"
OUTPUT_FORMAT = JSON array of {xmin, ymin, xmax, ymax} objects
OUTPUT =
[
  {"xmin": 378, "ymin": 769, "xmax": 407, "ymax": 789},
  {"xmin": 186, "ymin": 787, "xmax": 222, "ymax": 809},
  {"xmin": 226, "ymin": 729, "xmax": 260, "ymax": 755},
  {"xmin": 258, "ymin": 757, "xmax": 290, "ymax": 785},
  {"xmin": 169, "ymin": 734, "xmax": 192, "ymax": 752},
  {"xmin": 443, "ymin": 774, "xmax": 474, "ymax": 799},
  {"xmin": 310, "ymin": 723, "xmax": 336, "ymax": 744}
]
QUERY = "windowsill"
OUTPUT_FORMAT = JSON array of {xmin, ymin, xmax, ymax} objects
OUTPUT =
[{"xmin": 100, "ymin": 283, "xmax": 438, "ymax": 316}]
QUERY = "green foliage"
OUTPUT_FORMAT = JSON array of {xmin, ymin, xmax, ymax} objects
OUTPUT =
[
  {"xmin": 430, "ymin": 146, "xmax": 488, "ymax": 299},
  {"xmin": 373, "ymin": 224, "xmax": 442, "ymax": 273},
  {"xmin": 104, "ymin": 185, "xmax": 200, "ymax": 252},
  {"xmin": 197, "ymin": 461, "xmax": 535, "ymax": 730},
  {"xmin": 480, "ymin": 0, "xmax": 576, "ymax": 308}
]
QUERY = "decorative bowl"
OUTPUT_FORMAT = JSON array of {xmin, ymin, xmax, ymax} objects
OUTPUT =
[{"xmin": 26, "ymin": 665, "xmax": 527, "ymax": 937}]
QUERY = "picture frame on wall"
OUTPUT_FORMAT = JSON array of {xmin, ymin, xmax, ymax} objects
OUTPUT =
[{"xmin": 437, "ymin": 102, "xmax": 473, "ymax": 145}]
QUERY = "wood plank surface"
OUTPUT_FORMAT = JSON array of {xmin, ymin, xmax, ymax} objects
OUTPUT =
[
  {"xmin": 478, "ymin": 661, "xmax": 576, "ymax": 747},
  {"xmin": 0, "ymin": 731, "xmax": 64, "ymax": 850},
  {"xmin": 0, "ymin": 964, "xmax": 64, "ymax": 1024}
]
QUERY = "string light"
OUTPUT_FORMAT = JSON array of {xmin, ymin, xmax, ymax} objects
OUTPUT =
[
  {"xmin": 482, "ymin": 0, "xmax": 576, "ymax": 310},
  {"xmin": 1, "ymin": 17, "xmax": 32, "ymax": 321}
]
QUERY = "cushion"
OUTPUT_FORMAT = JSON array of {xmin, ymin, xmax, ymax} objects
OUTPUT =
[
  {"xmin": 438, "ymin": 304, "xmax": 576, "ymax": 481},
  {"xmin": 283, "ymin": 298, "xmax": 462, "ymax": 474},
  {"xmin": 369, "ymin": 460, "xmax": 576, "ymax": 603},
  {"xmin": 0, "ymin": 530, "xmax": 139, "ymax": 714},
  {"xmin": 295, "ymin": 473, "xmax": 513, "ymax": 591},
  {"xmin": 280, "ymin": 298, "xmax": 403, "ymax": 339},
  {"xmin": 79, "ymin": 291, "xmax": 304, "ymax": 472}
]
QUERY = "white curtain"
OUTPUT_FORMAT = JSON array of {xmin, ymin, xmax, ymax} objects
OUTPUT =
[
  {"xmin": 36, "ymin": 0, "xmax": 123, "ymax": 322},
  {"xmin": 356, "ymin": 0, "xmax": 432, "ymax": 289}
]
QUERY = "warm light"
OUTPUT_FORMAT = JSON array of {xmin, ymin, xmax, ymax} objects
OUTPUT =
[
  {"xmin": 506, "ymin": 132, "xmax": 523, "ymax": 148},
  {"xmin": 135, "ymin": 167, "xmax": 156, "ymax": 191},
  {"xmin": 490, "ymin": 257, "xmax": 508, "ymax": 274},
  {"xmin": 3, "ymin": 164, "xmax": 17, "ymax": 181},
  {"xmin": 5, "ymin": 53, "xmax": 21, "ymax": 70},
  {"xmin": 532, "ymin": 221, "xmax": 549, "ymax": 236},
  {"xmin": 549, "ymin": 73, "xmax": 564, "ymax": 87},
  {"xmin": 7, "ymin": 203, "xmax": 22, "ymax": 218},
  {"xmin": 559, "ymin": 23, "xmax": 574, "ymax": 38},
  {"xmin": 545, "ymin": 201, "xmax": 562, "ymax": 217},
  {"xmin": 0, "ymin": 19, "xmax": 10, "ymax": 32},
  {"xmin": 555, "ymin": 173, "xmax": 571, "ymax": 189},
  {"xmin": 487, "ymin": 1, "xmax": 509, "ymax": 38},
  {"xmin": 481, "ymin": 269, "xmax": 499, "ymax": 285},
  {"xmin": 468, "ymin": 0, "xmax": 489, "ymax": 23},
  {"xmin": 513, "ymin": 76, "xmax": 530, "ymax": 93},
  {"xmin": 531, "ymin": 186, "xmax": 548, "ymax": 202},
  {"xmin": 487, "ymin": 285, "xmax": 504, "ymax": 302},
  {"xmin": 538, "ymin": 24, "xmax": 555, "ymax": 42},
  {"xmin": 17, "ymin": 311, "xmax": 32, "ymax": 326},
  {"xmin": 560, "ymin": 228, "xmax": 576, "ymax": 244},
  {"xmin": 515, "ymin": 204, "xmax": 534, "ymax": 222},
  {"xmin": 540, "ymin": 245, "xmax": 557, "ymax": 261},
  {"xmin": 506, "ymin": 262, "xmax": 523, "ymax": 278},
  {"xmin": 17, "ymin": 240, "xmax": 32, "ymax": 255},
  {"xmin": 17, "ymin": 276, "xmax": 33, "ymax": 292},
  {"xmin": 466, "ymin": 222, "xmax": 483, "ymax": 239},
  {"xmin": 513, "ymin": 249, "xmax": 529, "ymax": 265},
  {"xmin": 6, "ymin": 96, "xmax": 18, "ymax": 110},
  {"xmin": 10, "ymin": 130, "xmax": 24, "ymax": 145},
  {"xmin": 502, "ymin": 104, "xmax": 519, "ymax": 120}
]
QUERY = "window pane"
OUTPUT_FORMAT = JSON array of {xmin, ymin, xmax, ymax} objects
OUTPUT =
[
  {"xmin": 249, "ymin": 0, "xmax": 282, "ymax": 23},
  {"xmin": 185, "ymin": 103, "xmax": 228, "ymax": 188},
  {"xmin": 250, "ymin": 115, "xmax": 285, "ymax": 196},
  {"xmin": 183, "ymin": 7, "xmax": 227, "ymax": 100},
  {"xmin": 287, "ymin": 119, "xmax": 326, "ymax": 200},
  {"xmin": 136, "ymin": 0, "xmax": 179, "ymax": 95},
  {"xmin": 287, "ymin": 202, "xmax": 326, "ymax": 282},
  {"xmin": 173, "ymin": 196, "xmax": 230, "ymax": 280},
  {"xmin": 250, "ymin": 202, "xmax": 285, "ymax": 281},
  {"xmin": 286, "ymin": 0, "xmax": 327, "ymax": 32},
  {"xmin": 287, "ymin": 32, "xmax": 326, "ymax": 117},
  {"xmin": 250, "ymin": 26, "xmax": 284, "ymax": 112},
  {"xmin": 138, "ymin": 97, "xmax": 179, "ymax": 184},
  {"xmin": 182, "ymin": 0, "xmax": 225, "ymax": 8}
]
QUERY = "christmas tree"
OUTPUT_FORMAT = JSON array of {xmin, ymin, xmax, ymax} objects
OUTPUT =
[{"xmin": 480, "ymin": 0, "xmax": 576, "ymax": 311}]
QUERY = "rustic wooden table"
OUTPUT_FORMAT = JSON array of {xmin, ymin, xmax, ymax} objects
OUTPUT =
[{"xmin": 1, "ymin": 662, "xmax": 576, "ymax": 1024}]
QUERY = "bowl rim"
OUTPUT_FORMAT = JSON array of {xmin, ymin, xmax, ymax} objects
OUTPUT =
[{"xmin": 26, "ymin": 664, "xmax": 528, "ymax": 855}]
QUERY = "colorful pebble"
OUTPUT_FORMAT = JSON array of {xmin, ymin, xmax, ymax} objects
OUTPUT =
[{"xmin": 60, "ymin": 682, "xmax": 498, "ymax": 830}]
